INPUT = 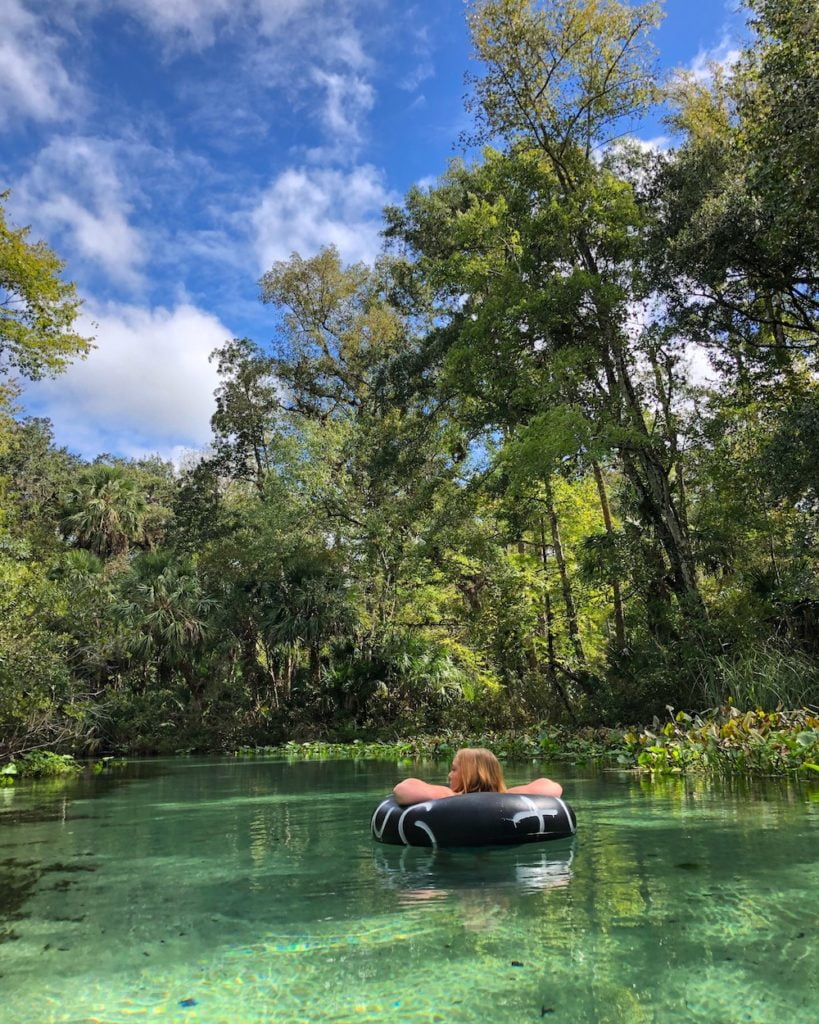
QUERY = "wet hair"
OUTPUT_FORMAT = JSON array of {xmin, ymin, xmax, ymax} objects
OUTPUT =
[{"xmin": 452, "ymin": 747, "xmax": 507, "ymax": 794}]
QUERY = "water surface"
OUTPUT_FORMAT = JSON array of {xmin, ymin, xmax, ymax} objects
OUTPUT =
[{"xmin": 1, "ymin": 758, "xmax": 816, "ymax": 1023}]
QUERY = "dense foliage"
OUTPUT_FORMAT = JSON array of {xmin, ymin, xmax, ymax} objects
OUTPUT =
[{"xmin": 1, "ymin": 0, "xmax": 817, "ymax": 762}]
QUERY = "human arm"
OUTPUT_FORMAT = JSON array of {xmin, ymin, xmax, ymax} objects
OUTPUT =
[
  {"xmin": 506, "ymin": 777, "xmax": 563, "ymax": 798},
  {"xmin": 393, "ymin": 778, "xmax": 456, "ymax": 806}
]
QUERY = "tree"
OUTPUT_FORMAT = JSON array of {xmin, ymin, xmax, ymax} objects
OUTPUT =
[
  {"xmin": 0, "ymin": 191, "xmax": 93, "ymax": 379},
  {"xmin": 210, "ymin": 338, "xmax": 280, "ymax": 490},
  {"xmin": 260, "ymin": 247, "xmax": 404, "ymax": 418},
  {"xmin": 466, "ymin": 0, "xmax": 663, "ymax": 170},
  {"xmin": 465, "ymin": 0, "xmax": 702, "ymax": 605},
  {"xmin": 386, "ymin": 0, "xmax": 707, "ymax": 620},
  {"xmin": 386, "ymin": 147, "xmax": 703, "ymax": 611},
  {"xmin": 654, "ymin": 0, "xmax": 819, "ymax": 358},
  {"xmin": 63, "ymin": 464, "xmax": 148, "ymax": 560},
  {"xmin": 115, "ymin": 553, "xmax": 213, "ymax": 704},
  {"xmin": 260, "ymin": 248, "xmax": 461, "ymax": 633}
]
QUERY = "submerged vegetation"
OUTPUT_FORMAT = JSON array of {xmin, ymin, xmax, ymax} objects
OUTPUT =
[{"xmin": 1, "ymin": 0, "xmax": 818, "ymax": 768}]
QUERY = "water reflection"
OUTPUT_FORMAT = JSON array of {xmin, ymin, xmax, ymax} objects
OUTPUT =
[
  {"xmin": 372, "ymin": 839, "xmax": 575, "ymax": 904},
  {"xmin": 1, "ymin": 758, "xmax": 816, "ymax": 1024}
]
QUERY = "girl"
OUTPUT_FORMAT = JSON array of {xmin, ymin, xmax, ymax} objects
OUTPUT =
[{"xmin": 393, "ymin": 747, "xmax": 563, "ymax": 805}]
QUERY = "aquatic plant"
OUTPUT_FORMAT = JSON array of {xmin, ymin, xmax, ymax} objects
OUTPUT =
[
  {"xmin": 0, "ymin": 751, "xmax": 128, "ymax": 782},
  {"xmin": 7, "ymin": 751, "xmax": 82, "ymax": 778},
  {"xmin": 694, "ymin": 648, "xmax": 819, "ymax": 711},
  {"xmin": 234, "ymin": 729, "xmax": 623, "ymax": 766},
  {"xmin": 623, "ymin": 705, "xmax": 819, "ymax": 777},
  {"xmin": 234, "ymin": 706, "xmax": 819, "ymax": 779}
]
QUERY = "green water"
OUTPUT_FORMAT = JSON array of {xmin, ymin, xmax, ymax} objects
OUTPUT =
[{"xmin": 1, "ymin": 759, "xmax": 816, "ymax": 1024}]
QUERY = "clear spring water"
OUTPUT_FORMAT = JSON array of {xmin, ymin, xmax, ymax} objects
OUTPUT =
[{"xmin": 1, "ymin": 757, "xmax": 816, "ymax": 1024}]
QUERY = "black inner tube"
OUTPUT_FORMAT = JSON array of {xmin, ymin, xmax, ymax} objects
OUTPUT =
[{"xmin": 371, "ymin": 792, "xmax": 576, "ymax": 848}]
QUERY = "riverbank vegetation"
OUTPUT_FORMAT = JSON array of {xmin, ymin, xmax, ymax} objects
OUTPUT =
[
  {"xmin": 1, "ymin": 0, "xmax": 817, "ymax": 767},
  {"xmin": 4, "ymin": 704, "xmax": 815, "ymax": 782},
  {"xmin": 243, "ymin": 704, "xmax": 819, "ymax": 778}
]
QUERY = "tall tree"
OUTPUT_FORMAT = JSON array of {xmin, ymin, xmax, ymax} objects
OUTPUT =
[
  {"xmin": 387, "ymin": 1, "xmax": 705, "ymax": 617},
  {"xmin": 260, "ymin": 247, "xmax": 465, "ymax": 638},
  {"xmin": 210, "ymin": 338, "xmax": 280, "ymax": 490}
]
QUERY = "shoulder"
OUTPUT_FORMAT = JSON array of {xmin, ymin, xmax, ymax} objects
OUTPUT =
[
  {"xmin": 393, "ymin": 778, "xmax": 456, "ymax": 806},
  {"xmin": 506, "ymin": 778, "xmax": 563, "ymax": 798}
]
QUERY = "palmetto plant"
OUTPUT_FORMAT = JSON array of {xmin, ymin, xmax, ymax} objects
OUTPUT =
[
  {"xmin": 63, "ymin": 465, "xmax": 147, "ymax": 559},
  {"xmin": 115, "ymin": 554, "xmax": 213, "ymax": 699},
  {"xmin": 58, "ymin": 547, "xmax": 106, "ymax": 582},
  {"xmin": 261, "ymin": 550, "xmax": 355, "ymax": 685}
]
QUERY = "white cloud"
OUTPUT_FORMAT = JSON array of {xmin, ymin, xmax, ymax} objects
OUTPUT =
[
  {"xmin": 325, "ymin": 29, "xmax": 372, "ymax": 72},
  {"xmin": 688, "ymin": 35, "xmax": 741, "ymax": 84},
  {"xmin": 97, "ymin": 1, "xmax": 378, "ymax": 159},
  {"xmin": 99, "ymin": 0, "xmax": 367, "ymax": 56},
  {"xmin": 98, "ymin": 0, "xmax": 238, "ymax": 49},
  {"xmin": 10, "ymin": 136, "xmax": 148, "ymax": 288},
  {"xmin": 24, "ymin": 301, "xmax": 230, "ymax": 459},
  {"xmin": 253, "ymin": 0, "xmax": 314, "ymax": 33},
  {"xmin": 414, "ymin": 174, "xmax": 438, "ymax": 191},
  {"xmin": 309, "ymin": 67, "xmax": 374, "ymax": 152},
  {"xmin": 251, "ymin": 164, "xmax": 393, "ymax": 268},
  {"xmin": 627, "ymin": 135, "xmax": 671, "ymax": 154},
  {"xmin": 399, "ymin": 60, "xmax": 434, "ymax": 92},
  {"xmin": 0, "ymin": 0, "xmax": 83, "ymax": 127}
]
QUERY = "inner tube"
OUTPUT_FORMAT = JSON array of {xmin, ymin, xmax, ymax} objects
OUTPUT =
[{"xmin": 371, "ymin": 792, "xmax": 576, "ymax": 848}]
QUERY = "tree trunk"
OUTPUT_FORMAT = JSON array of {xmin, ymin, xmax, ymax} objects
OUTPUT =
[
  {"xmin": 539, "ymin": 519, "xmax": 576, "ymax": 722},
  {"xmin": 578, "ymin": 236, "xmax": 704, "ymax": 614},
  {"xmin": 621, "ymin": 446, "xmax": 704, "ymax": 610},
  {"xmin": 517, "ymin": 539, "xmax": 540, "ymax": 680},
  {"xmin": 591, "ymin": 459, "xmax": 626, "ymax": 649},
  {"xmin": 610, "ymin": 340, "xmax": 702, "ymax": 609},
  {"xmin": 544, "ymin": 478, "xmax": 585, "ymax": 666}
]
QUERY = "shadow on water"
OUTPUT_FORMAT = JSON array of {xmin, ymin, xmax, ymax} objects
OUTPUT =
[
  {"xmin": 0, "ymin": 857, "xmax": 40, "ymax": 945},
  {"xmin": 0, "ymin": 761, "xmax": 166, "ymax": 938},
  {"xmin": 0, "ymin": 761, "xmax": 170, "ymax": 828}
]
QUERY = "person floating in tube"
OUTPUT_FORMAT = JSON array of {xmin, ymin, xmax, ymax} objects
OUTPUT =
[{"xmin": 393, "ymin": 747, "xmax": 563, "ymax": 806}]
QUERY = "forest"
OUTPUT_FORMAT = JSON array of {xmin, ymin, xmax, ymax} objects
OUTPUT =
[{"xmin": 1, "ymin": 0, "xmax": 817, "ymax": 762}]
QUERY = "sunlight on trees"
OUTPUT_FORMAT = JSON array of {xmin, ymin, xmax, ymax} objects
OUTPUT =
[{"xmin": 1, "ymin": 0, "xmax": 817, "ymax": 758}]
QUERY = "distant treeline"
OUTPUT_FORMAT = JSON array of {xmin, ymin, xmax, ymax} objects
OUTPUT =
[{"xmin": 1, "ymin": 0, "xmax": 817, "ymax": 757}]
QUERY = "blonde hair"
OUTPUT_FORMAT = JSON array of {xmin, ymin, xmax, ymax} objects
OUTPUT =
[{"xmin": 452, "ymin": 748, "xmax": 507, "ymax": 794}]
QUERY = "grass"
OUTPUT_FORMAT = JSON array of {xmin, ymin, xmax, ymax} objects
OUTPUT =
[{"xmin": 695, "ymin": 647, "xmax": 819, "ymax": 711}]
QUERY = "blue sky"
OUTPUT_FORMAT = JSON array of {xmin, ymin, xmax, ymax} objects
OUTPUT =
[{"xmin": 3, "ymin": 0, "xmax": 747, "ymax": 464}]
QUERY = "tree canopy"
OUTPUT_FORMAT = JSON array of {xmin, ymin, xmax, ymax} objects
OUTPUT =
[{"xmin": 1, "ymin": 0, "xmax": 817, "ymax": 758}]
